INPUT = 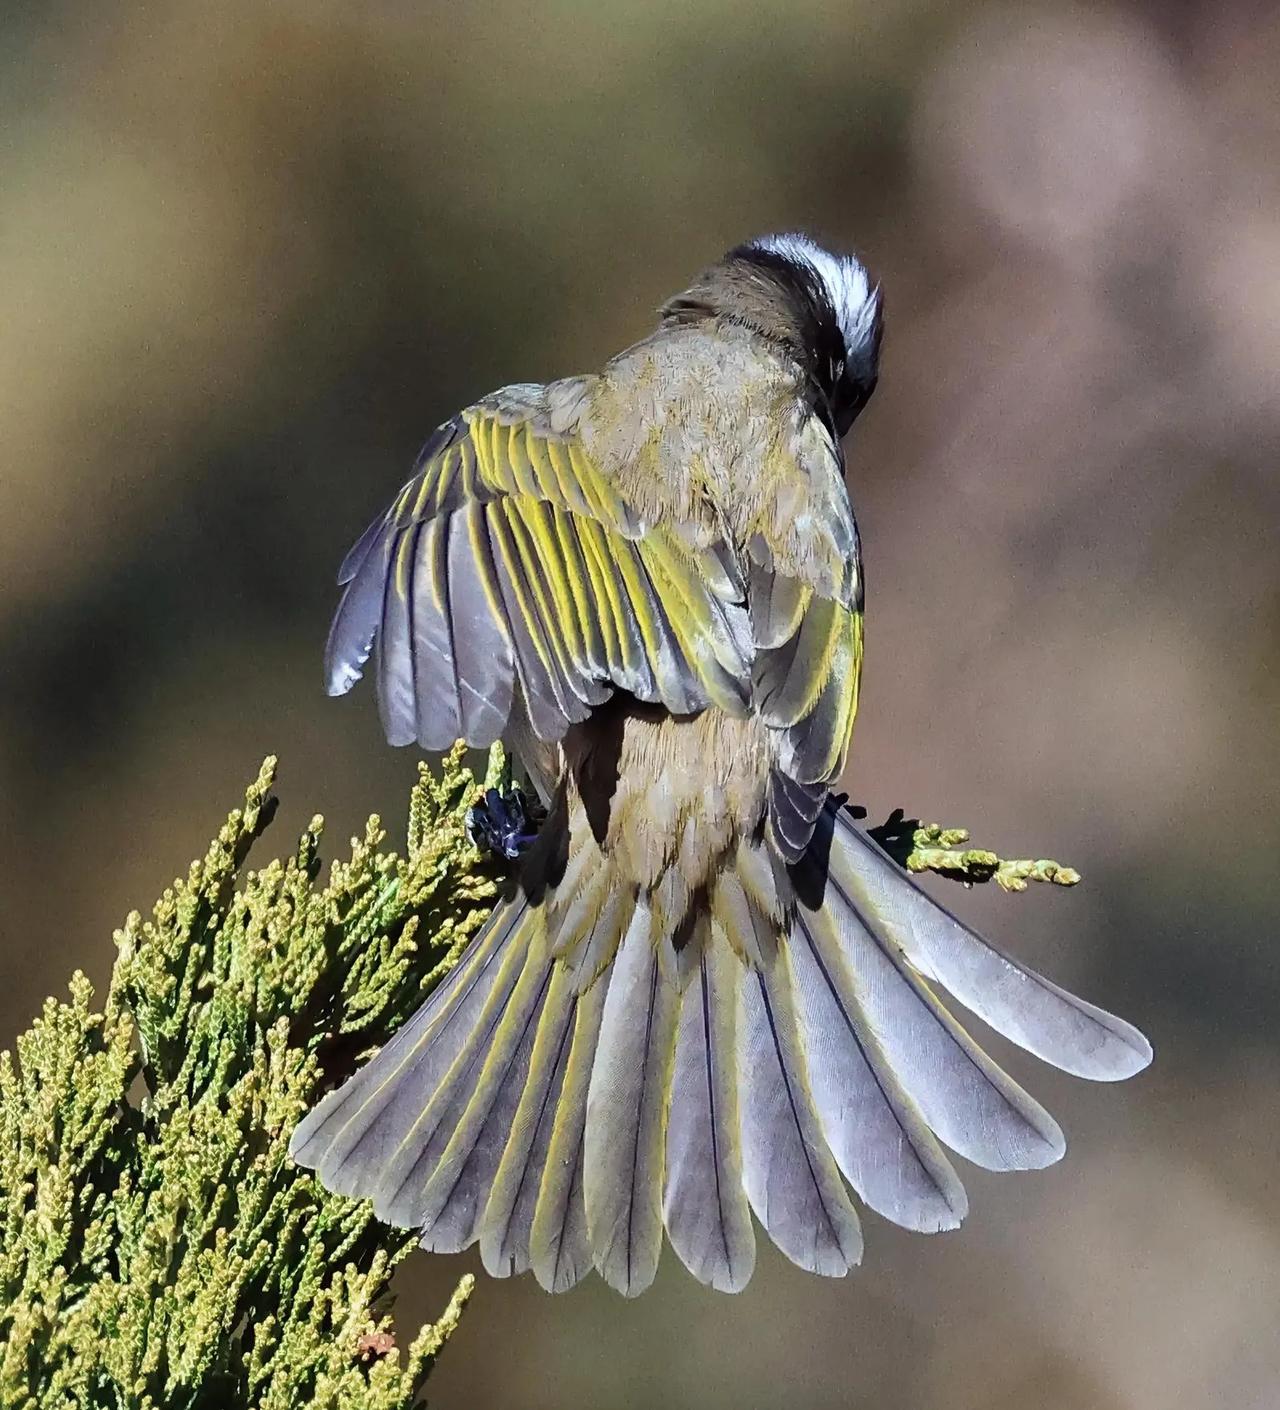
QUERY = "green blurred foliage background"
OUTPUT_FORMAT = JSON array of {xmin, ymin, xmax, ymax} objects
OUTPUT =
[{"xmin": 2, "ymin": 2, "xmax": 1277, "ymax": 1406}]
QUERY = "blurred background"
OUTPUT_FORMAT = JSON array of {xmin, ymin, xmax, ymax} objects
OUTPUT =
[{"xmin": 2, "ymin": 0, "xmax": 1277, "ymax": 1405}]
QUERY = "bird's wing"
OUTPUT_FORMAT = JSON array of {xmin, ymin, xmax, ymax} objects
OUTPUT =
[
  {"xmin": 326, "ymin": 381, "xmax": 753, "ymax": 749},
  {"xmin": 748, "ymin": 411, "xmax": 864, "ymax": 859}
]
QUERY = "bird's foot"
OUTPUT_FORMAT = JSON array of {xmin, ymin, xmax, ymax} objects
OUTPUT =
[{"xmin": 466, "ymin": 787, "xmax": 544, "ymax": 860}]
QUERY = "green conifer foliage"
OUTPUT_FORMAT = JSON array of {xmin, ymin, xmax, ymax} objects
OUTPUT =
[
  {"xmin": 0, "ymin": 745, "xmax": 505, "ymax": 1409},
  {"xmin": 0, "ymin": 737, "xmax": 1077, "ymax": 1408}
]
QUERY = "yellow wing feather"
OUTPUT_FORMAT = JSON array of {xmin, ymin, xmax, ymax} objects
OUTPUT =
[{"xmin": 326, "ymin": 389, "xmax": 752, "ymax": 750}]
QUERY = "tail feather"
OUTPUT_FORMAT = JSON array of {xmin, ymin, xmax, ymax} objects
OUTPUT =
[
  {"xmin": 289, "ymin": 901, "xmax": 521, "ymax": 1198},
  {"xmin": 738, "ymin": 954, "xmax": 863, "ymax": 1276},
  {"xmin": 834, "ymin": 820, "xmax": 1153, "ymax": 1080},
  {"xmin": 711, "ymin": 864, "xmax": 781, "ymax": 968},
  {"xmin": 813, "ymin": 848, "xmax": 1065, "ymax": 1172},
  {"xmin": 663, "ymin": 943, "xmax": 756, "ymax": 1292},
  {"xmin": 479, "ymin": 962, "xmax": 578, "ymax": 1278},
  {"xmin": 583, "ymin": 907, "xmax": 680, "ymax": 1297},
  {"xmin": 371, "ymin": 920, "xmax": 531, "ymax": 1227},
  {"xmin": 416, "ymin": 955, "xmax": 554, "ymax": 1251},
  {"xmin": 290, "ymin": 797, "xmax": 1151, "ymax": 1296},
  {"xmin": 562, "ymin": 879, "xmax": 634, "ymax": 993},
  {"xmin": 789, "ymin": 906, "xmax": 968, "ymax": 1232},
  {"xmin": 529, "ymin": 977, "xmax": 608, "ymax": 1292}
]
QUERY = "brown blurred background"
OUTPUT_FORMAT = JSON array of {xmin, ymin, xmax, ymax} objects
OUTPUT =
[{"xmin": 3, "ymin": 1, "xmax": 1278, "ymax": 1406}]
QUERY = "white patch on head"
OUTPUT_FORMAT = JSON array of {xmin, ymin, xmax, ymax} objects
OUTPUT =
[{"xmin": 751, "ymin": 232, "xmax": 880, "ymax": 357}]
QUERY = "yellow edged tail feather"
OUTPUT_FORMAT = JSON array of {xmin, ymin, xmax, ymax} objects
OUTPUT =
[{"xmin": 289, "ymin": 804, "xmax": 1151, "ymax": 1296}]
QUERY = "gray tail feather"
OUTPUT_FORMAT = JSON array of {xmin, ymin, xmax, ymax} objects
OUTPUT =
[{"xmin": 289, "ymin": 801, "xmax": 1151, "ymax": 1295}]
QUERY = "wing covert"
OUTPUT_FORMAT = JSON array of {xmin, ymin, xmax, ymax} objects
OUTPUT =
[{"xmin": 748, "ymin": 413, "xmax": 864, "ymax": 860}]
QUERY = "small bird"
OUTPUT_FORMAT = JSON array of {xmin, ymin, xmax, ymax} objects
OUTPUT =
[{"xmin": 290, "ymin": 234, "xmax": 1152, "ymax": 1296}]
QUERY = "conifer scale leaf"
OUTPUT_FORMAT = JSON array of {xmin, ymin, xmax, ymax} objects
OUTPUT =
[{"xmin": 0, "ymin": 747, "xmax": 502, "ymax": 1409}]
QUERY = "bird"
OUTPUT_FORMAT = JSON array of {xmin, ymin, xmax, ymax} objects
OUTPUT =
[{"xmin": 289, "ymin": 233, "xmax": 1152, "ymax": 1297}]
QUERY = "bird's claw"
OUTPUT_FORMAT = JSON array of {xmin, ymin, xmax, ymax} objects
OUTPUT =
[{"xmin": 466, "ymin": 787, "xmax": 544, "ymax": 860}]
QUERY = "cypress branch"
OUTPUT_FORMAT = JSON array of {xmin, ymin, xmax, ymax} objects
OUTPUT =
[
  {"xmin": 865, "ymin": 807, "xmax": 1081, "ymax": 891},
  {"xmin": 0, "ymin": 746, "xmax": 1077, "ymax": 1406},
  {"xmin": 1, "ymin": 744, "xmax": 500, "ymax": 1410}
]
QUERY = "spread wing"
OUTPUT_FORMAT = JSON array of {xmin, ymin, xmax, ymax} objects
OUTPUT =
[{"xmin": 326, "ymin": 382, "xmax": 753, "ymax": 749}]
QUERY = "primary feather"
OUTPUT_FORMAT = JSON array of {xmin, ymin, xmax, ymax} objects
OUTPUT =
[{"xmin": 290, "ymin": 234, "xmax": 1152, "ymax": 1295}]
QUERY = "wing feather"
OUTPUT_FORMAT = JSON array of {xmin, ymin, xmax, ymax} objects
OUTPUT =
[
  {"xmin": 486, "ymin": 498, "xmax": 588, "ymax": 739},
  {"xmin": 410, "ymin": 518, "xmax": 462, "ymax": 749},
  {"xmin": 327, "ymin": 389, "xmax": 748, "ymax": 748},
  {"xmin": 551, "ymin": 506, "xmax": 608, "ymax": 677},
  {"xmin": 375, "ymin": 528, "xmax": 418, "ymax": 746},
  {"xmin": 574, "ymin": 512, "xmax": 651, "ymax": 693},
  {"xmin": 451, "ymin": 503, "xmax": 516, "ymax": 745}
]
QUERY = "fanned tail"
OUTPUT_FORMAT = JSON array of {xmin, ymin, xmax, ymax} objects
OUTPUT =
[{"xmin": 290, "ymin": 800, "xmax": 1151, "ymax": 1295}]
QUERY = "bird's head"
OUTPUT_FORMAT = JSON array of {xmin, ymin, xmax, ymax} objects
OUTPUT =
[{"xmin": 660, "ymin": 232, "xmax": 884, "ymax": 438}]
